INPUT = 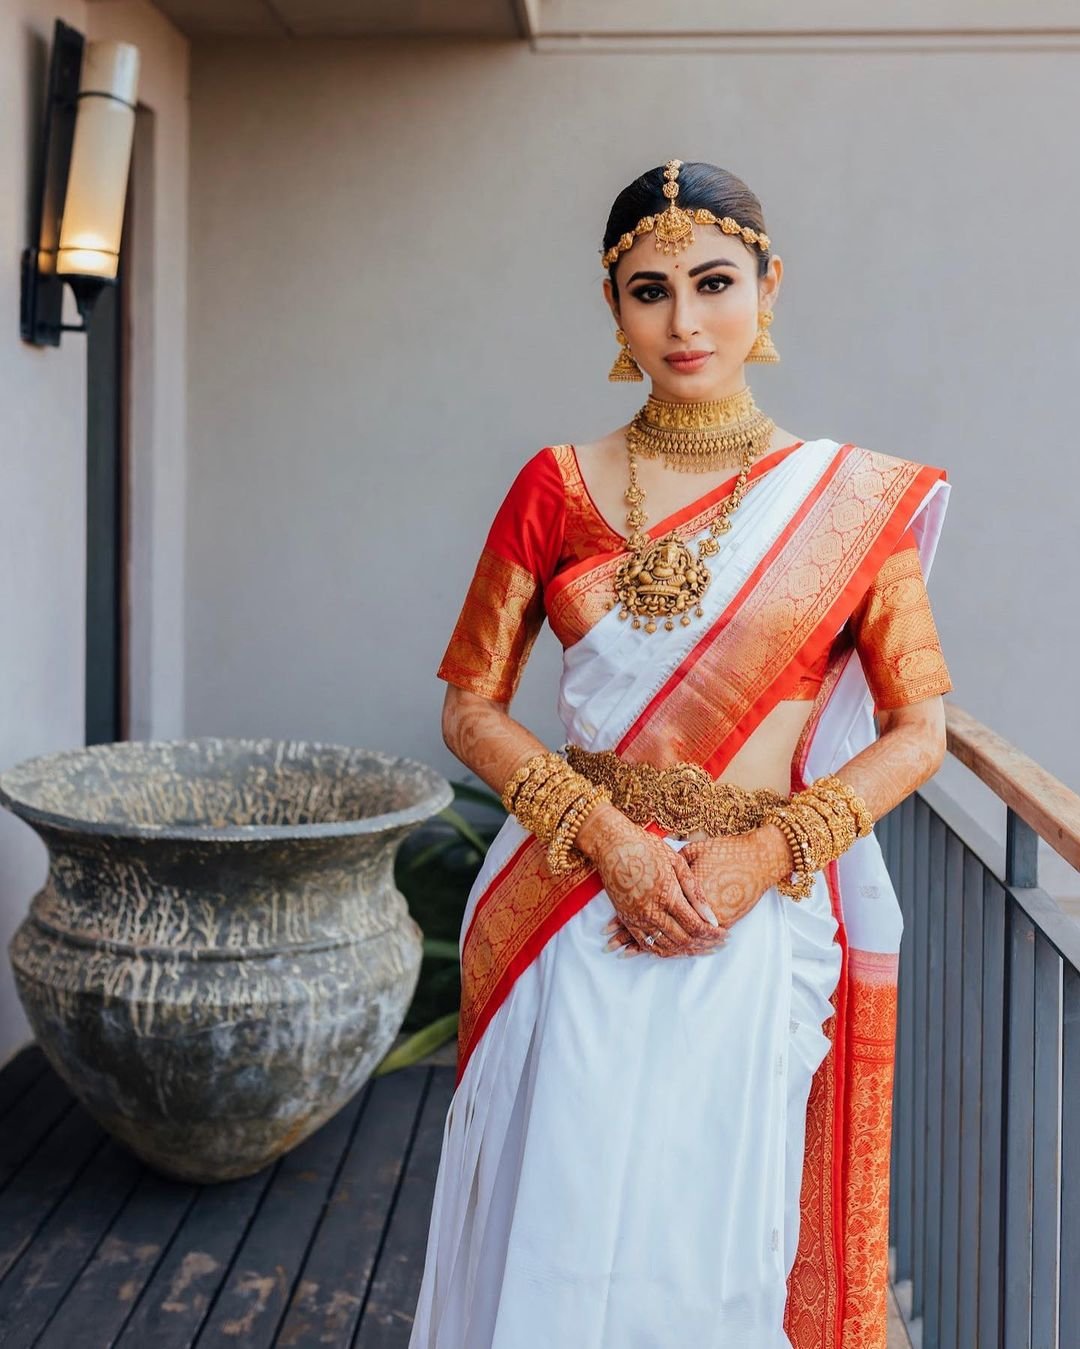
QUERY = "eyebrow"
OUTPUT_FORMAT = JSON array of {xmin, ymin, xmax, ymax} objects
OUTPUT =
[{"xmin": 625, "ymin": 257, "xmax": 741, "ymax": 283}]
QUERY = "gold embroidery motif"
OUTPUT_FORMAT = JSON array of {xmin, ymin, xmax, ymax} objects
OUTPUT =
[
  {"xmin": 436, "ymin": 547, "xmax": 544, "ymax": 704},
  {"xmin": 850, "ymin": 545, "xmax": 952, "ymax": 709}
]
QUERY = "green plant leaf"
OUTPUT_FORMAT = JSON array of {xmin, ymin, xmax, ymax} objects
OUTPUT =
[
  {"xmin": 422, "ymin": 937, "xmax": 460, "ymax": 961},
  {"xmin": 438, "ymin": 806, "xmax": 489, "ymax": 855},
  {"xmin": 404, "ymin": 836, "xmax": 460, "ymax": 873},
  {"xmin": 374, "ymin": 1011, "xmax": 459, "ymax": 1075},
  {"xmin": 450, "ymin": 780, "xmax": 507, "ymax": 813}
]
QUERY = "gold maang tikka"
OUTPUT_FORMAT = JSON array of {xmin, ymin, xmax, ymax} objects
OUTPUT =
[{"xmin": 607, "ymin": 388, "xmax": 776, "ymax": 634}]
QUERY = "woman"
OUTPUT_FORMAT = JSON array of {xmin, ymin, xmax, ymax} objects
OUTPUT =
[{"xmin": 409, "ymin": 160, "xmax": 952, "ymax": 1349}]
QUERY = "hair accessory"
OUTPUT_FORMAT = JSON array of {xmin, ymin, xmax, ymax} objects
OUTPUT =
[
  {"xmin": 746, "ymin": 309, "xmax": 780, "ymax": 364},
  {"xmin": 601, "ymin": 159, "xmax": 771, "ymax": 270},
  {"xmin": 608, "ymin": 327, "xmax": 644, "ymax": 382}
]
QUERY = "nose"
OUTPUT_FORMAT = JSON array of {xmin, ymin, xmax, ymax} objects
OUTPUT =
[{"xmin": 668, "ymin": 286, "xmax": 701, "ymax": 341}]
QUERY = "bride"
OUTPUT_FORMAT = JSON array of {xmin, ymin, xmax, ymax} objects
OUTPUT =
[{"xmin": 408, "ymin": 159, "xmax": 953, "ymax": 1348}]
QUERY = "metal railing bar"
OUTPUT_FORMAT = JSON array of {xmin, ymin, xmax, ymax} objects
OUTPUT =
[
  {"xmin": 956, "ymin": 845, "xmax": 985, "ymax": 1349},
  {"xmin": 896, "ymin": 794, "xmax": 917, "ymax": 1281},
  {"xmin": 923, "ymin": 814, "xmax": 947, "ymax": 1342},
  {"xmin": 1030, "ymin": 931, "xmax": 1061, "ymax": 1348},
  {"xmin": 978, "ymin": 873, "xmax": 1006, "ymax": 1349},
  {"xmin": 1061, "ymin": 964, "xmax": 1080, "ymax": 1337},
  {"xmin": 911, "ymin": 797, "xmax": 931, "ymax": 1318},
  {"xmin": 938, "ymin": 827, "xmax": 965, "ymax": 1346},
  {"xmin": 1003, "ymin": 900, "xmax": 1035, "ymax": 1349}
]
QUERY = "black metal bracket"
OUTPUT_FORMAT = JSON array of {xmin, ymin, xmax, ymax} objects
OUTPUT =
[{"xmin": 20, "ymin": 19, "xmax": 89, "ymax": 347}]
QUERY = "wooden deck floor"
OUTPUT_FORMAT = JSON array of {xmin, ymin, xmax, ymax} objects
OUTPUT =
[{"xmin": 0, "ymin": 1046, "xmax": 453, "ymax": 1348}]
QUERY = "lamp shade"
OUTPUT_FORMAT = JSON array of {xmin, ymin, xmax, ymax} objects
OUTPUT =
[{"xmin": 56, "ymin": 41, "xmax": 139, "ymax": 281}]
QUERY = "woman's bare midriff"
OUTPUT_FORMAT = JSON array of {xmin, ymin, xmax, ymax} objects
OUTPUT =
[{"xmin": 573, "ymin": 423, "xmax": 813, "ymax": 834}]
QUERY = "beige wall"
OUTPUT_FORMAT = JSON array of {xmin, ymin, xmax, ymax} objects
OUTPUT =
[
  {"xmin": 183, "ymin": 38, "xmax": 1080, "ymax": 835},
  {"xmin": 0, "ymin": 0, "xmax": 189, "ymax": 1063}
]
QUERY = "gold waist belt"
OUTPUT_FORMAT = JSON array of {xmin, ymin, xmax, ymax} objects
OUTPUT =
[{"xmin": 564, "ymin": 743, "xmax": 787, "ymax": 840}]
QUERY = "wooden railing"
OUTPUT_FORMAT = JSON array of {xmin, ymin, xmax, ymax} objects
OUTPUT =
[{"xmin": 878, "ymin": 703, "xmax": 1080, "ymax": 1349}]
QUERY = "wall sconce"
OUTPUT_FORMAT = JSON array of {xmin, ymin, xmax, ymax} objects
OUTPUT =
[{"xmin": 20, "ymin": 19, "xmax": 140, "ymax": 347}]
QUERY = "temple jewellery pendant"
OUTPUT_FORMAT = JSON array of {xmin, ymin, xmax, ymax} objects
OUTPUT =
[{"xmin": 607, "ymin": 444, "xmax": 756, "ymax": 635}]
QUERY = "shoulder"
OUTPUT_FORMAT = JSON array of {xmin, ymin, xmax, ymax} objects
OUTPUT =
[{"xmin": 839, "ymin": 441, "xmax": 947, "ymax": 481}]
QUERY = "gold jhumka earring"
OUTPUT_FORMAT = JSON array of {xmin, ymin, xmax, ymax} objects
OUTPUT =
[
  {"xmin": 746, "ymin": 308, "xmax": 780, "ymax": 363},
  {"xmin": 608, "ymin": 328, "xmax": 643, "ymax": 382}
]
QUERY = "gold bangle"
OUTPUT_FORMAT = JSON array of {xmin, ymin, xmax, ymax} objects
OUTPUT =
[
  {"xmin": 797, "ymin": 790, "xmax": 855, "ymax": 864},
  {"xmin": 513, "ymin": 759, "xmax": 569, "ymax": 821},
  {"xmin": 547, "ymin": 785, "xmax": 611, "ymax": 875},
  {"xmin": 503, "ymin": 753, "xmax": 561, "ymax": 814},
  {"xmin": 813, "ymin": 774, "xmax": 874, "ymax": 837},
  {"xmin": 500, "ymin": 752, "xmax": 555, "ymax": 813},
  {"xmin": 764, "ymin": 807, "xmax": 815, "ymax": 900}
]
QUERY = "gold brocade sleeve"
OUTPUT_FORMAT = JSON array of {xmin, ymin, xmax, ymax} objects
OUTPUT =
[
  {"xmin": 849, "ymin": 539, "xmax": 953, "ymax": 710},
  {"xmin": 436, "ymin": 546, "xmax": 546, "ymax": 705}
]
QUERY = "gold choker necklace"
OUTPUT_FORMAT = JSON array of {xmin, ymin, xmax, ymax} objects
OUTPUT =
[
  {"xmin": 608, "ymin": 387, "xmax": 776, "ymax": 635},
  {"xmin": 627, "ymin": 388, "xmax": 776, "ymax": 472}
]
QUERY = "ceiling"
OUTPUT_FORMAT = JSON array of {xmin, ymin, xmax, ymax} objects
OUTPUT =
[
  {"xmin": 145, "ymin": 0, "xmax": 530, "ymax": 38},
  {"xmin": 143, "ymin": 0, "xmax": 1080, "ymax": 45}
]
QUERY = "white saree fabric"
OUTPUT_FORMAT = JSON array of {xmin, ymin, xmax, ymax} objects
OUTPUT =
[{"xmin": 408, "ymin": 445, "xmax": 950, "ymax": 1349}]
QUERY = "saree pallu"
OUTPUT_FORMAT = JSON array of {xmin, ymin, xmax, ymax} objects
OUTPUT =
[{"xmin": 410, "ymin": 439, "xmax": 950, "ymax": 1349}]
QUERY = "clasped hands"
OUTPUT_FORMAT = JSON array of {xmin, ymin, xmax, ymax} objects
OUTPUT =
[{"xmin": 593, "ymin": 818, "xmax": 784, "ymax": 959}]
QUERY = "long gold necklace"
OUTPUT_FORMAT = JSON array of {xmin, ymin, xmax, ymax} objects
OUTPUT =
[{"xmin": 609, "ymin": 387, "xmax": 776, "ymax": 635}]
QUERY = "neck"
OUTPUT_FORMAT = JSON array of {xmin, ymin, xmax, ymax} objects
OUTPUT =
[{"xmin": 648, "ymin": 370, "xmax": 751, "ymax": 405}]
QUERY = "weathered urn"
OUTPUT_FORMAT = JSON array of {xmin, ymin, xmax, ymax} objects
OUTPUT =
[{"xmin": 0, "ymin": 738, "xmax": 451, "ymax": 1183}]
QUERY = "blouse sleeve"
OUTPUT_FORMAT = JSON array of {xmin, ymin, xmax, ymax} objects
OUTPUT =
[
  {"xmin": 848, "ymin": 527, "xmax": 954, "ymax": 710},
  {"xmin": 435, "ymin": 448, "xmax": 566, "ymax": 705}
]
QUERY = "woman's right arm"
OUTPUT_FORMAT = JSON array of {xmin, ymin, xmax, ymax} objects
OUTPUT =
[{"xmin": 442, "ymin": 685, "xmax": 723, "ymax": 954}]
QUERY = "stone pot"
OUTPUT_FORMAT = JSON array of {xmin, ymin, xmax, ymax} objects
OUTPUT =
[{"xmin": 0, "ymin": 738, "xmax": 452, "ymax": 1183}]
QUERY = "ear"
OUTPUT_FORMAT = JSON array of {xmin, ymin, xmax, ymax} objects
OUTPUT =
[
  {"xmin": 602, "ymin": 276, "xmax": 621, "ymax": 326},
  {"xmin": 758, "ymin": 254, "xmax": 783, "ymax": 311}
]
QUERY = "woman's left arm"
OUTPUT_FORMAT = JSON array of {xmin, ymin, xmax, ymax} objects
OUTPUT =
[{"xmin": 828, "ymin": 693, "xmax": 947, "ymax": 822}]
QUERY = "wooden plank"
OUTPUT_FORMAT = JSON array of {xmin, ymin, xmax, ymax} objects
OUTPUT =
[
  {"xmin": 194, "ymin": 1093, "xmax": 367, "ymax": 1348},
  {"xmin": 276, "ymin": 1071, "xmax": 428, "ymax": 1348},
  {"xmin": 0, "ymin": 1105, "xmax": 106, "ymax": 1281},
  {"xmin": 0, "ymin": 1071, "xmax": 76, "ymax": 1192},
  {"xmin": 356, "ymin": 1069, "xmax": 454, "ymax": 1348},
  {"xmin": 0, "ymin": 1047, "xmax": 49, "ymax": 1122},
  {"xmin": 0, "ymin": 1139, "xmax": 142, "ymax": 1348},
  {"xmin": 944, "ymin": 703, "xmax": 1080, "ymax": 874},
  {"xmin": 35, "ymin": 1168, "xmax": 197, "ymax": 1349},
  {"xmin": 114, "ymin": 1163, "xmax": 276, "ymax": 1348}
]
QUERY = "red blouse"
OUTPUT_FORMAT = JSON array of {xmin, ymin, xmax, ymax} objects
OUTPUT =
[{"xmin": 436, "ymin": 446, "xmax": 953, "ymax": 710}]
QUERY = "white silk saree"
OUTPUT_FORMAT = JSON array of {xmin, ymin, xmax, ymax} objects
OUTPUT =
[{"xmin": 411, "ymin": 438, "xmax": 951, "ymax": 1349}]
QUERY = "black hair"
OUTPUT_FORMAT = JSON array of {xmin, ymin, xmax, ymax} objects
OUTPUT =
[{"xmin": 602, "ymin": 161, "xmax": 770, "ymax": 300}]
